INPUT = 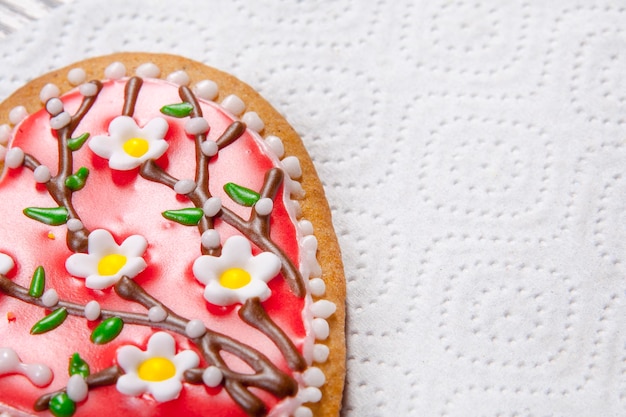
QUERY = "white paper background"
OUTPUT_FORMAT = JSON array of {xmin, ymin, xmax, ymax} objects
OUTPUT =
[{"xmin": 1, "ymin": 1, "xmax": 625, "ymax": 416}]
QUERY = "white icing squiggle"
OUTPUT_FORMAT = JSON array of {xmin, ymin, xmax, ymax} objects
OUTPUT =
[{"xmin": 0, "ymin": 348, "xmax": 53, "ymax": 387}]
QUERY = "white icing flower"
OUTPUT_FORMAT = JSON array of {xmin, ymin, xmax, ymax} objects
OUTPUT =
[
  {"xmin": 192, "ymin": 235, "xmax": 281, "ymax": 306},
  {"xmin": 88, "ymin": 116, "xmax": 169, "ymax": 170},
  {"xmin": 116, "ymin": 332, "xmax": 199, "ymax": 402},
  {"xmin": 0, "ymin": 253, "xmax": 14, "ymax": 275},
  {"xmin": 65, "ymin": 229, "xmax": 148, "ymax": 290}
]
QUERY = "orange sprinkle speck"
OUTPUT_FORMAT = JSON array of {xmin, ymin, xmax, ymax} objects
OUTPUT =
[
  {"xmin": 7, "ymin": 312, "xmax": 15, "ymax": 322},
  {"xmin": 47, "ymin": 232, "xmax": 56, "ymax": 240}
]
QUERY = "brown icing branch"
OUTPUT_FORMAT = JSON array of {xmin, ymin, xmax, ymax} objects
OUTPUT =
[
  {"xmin": 122, "ymin": 77, "xmax": 142, "ymax": 117},
  {"xmin": 34, "ymin": 366, "xmax": 122, "ymax": 411},
  {"xmin": 42, "ymin": 80, "xmax": 104, "ymax": 253},
  {"xmin": 215, "ymin": 121, "xmax": 246, "ymax": 148},
  {"xmin": 22, "ymin": 154, "xmax": 41, "ymax": 171},
  {"xmin": 239, "ymin": 298, "xmax": 306, "ymax": 372},
  {"xmin": 178, "ymin": 85, "xmax": 212, "ymax": 243},
  {"xmin": 0, "ymin": 273, "xmax": 299, "ymax": 416},
  {"xmin": 115, "ymin": 277, "xmax": 298, "ymax": 416},
  {"xmin": 250, "ymin": 168, "xmax": 283, "ymax": 238},
  {"xmin": 143, "ymin": 82, "xmax": 304, "ymax": 295},
  {"xmin": 7, "ymin": 77, "xmax": 309, "ymax": 416},
  {"xmin": 218, "ymin": 168, "xmax": 305, "ymax": 297},
  {"xmin": 0, "ymin": 275, "xmax": 152, "ymax": 324}
]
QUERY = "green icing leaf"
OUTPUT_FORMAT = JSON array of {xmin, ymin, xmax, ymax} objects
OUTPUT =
[
  {"xmin": 91, "ymin": 317, "xmax": 124, "ymax": 344},
  {"xmin": 69, "ymin": 353, "xmax": 90, "ymax": 378},
  {"xmin": 67, "ymin": 133, "xmax": 90, "ymax": 151},
  {"xmin": 224, "ymin": 182, "xmax": 260, "ymax": 207},
  {"xmin": 23, "ymin": 206, "xmax": 69, "ymax": 226},
  {"xmin": 28, "ymin": 266, "xmax": 45, "ymax": 298},
  {"xmin": 162, "ymin": 208, "xmax": 204, "ymax": 226},
  {"xmin": 30, "ymin": 308, "xmax": 68, "ymax": 335},
  {"xmin": 65, "ymin": 167, "xmax": 89, "ymax": 191},
  {"xmin": 49, "ymin": 392, "xmax": 76, "ymax": 417},
  {"xmin": 160, "ymin": 102, "xmax": 194, "ymax": 118}
]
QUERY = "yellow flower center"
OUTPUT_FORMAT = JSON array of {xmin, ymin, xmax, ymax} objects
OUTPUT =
[
  {"xmin": 97, "ymin": 254, "xmax": 127, "ymax": 276},
  {"xmin": 122, "ymin": 137, "xmax": 150, "ymax": 158},
  {"xmin": 219, "ymin": 268, "xmax": 251, "ymax": 289},
  {"xmin": 137, "ymin": 357, "xmax": 176, "ymax": 382}
]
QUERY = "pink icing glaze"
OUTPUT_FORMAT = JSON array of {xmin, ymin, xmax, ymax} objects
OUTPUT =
[{"xmin": 0, "ymin": 78, "xmax": 307, "ymax": 416}]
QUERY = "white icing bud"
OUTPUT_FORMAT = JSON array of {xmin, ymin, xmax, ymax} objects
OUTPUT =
[
  {"xmin": 202, "ymin": 366, "xmax": 223, "ymax": 387},
  {"xmin": 312, "ymin": 318, "xmax": 330, "ymax": 340},
  {"xmin": 0, "ymin": 348, "xmax": 18, "ymax": 373},
  {"xmin": 203, "ymin": 197, "xmax": 222, "ymax": 217},
  {"xmin": 9, "ymin": 106, "xmax": 27, "ymax": 125},
  {"xmin": 148, "ymin": 306, "xmax": 167, "ymax": 322},
  {"xmin": 185, "ymin": 319, "xmax": 206, "ymax": 338},
  {"xmin": 302, "ymin": 235, "xmax": 318, "ymax": 254},
  {"xmin": 136, "ymin": 62, "xmax": 160, "ymax": 79},
  {"xmin": 41, "ymin": 289, "xmax": 59, "ymax": 307},
  {"xmin": 292, "ymin": 200, "xmax": 302, "ymax": 218},
  {"xmin": 201, "ymin": 230, "xmax": 221, "ymax": 249},
  {"xmin": 299, "ymin": 386, "xmax": 322, "ymax": 403},
  {"xmin": 67, "ymin": 68, "xmax": 87, "ymax": 86},
  {"xmin": 185, "ymin": 117, "xmax": 210, "ymax": 135},
  {"xmin": 254, "ymin": 198, "xmax": 273, "ymax": 216},
  {"xmin": 5, "ymin": 147, "xmax": 25, "ymax": 168},
  {"xmin": 174, "ymin": 179, "xmax": 197, "ymax": 195},
  {"xmin": 84, "ymin": 300, "xmax": 101, "ymax": 321},
  {"xmin": 50, "ymin": 111, "xmax": 72, "ymax": 130},
  {"xmin": 289, "ymin": 179, "xmax": 305, "ymax": 199},
  {"xmin": 193, "ymin": 80, "xmax": 218, "ymax": 101},
  {"xmin": 221, "ymin": 94, "xmax": 245, "ymax": 116},
  {"xmin": 200, "ymin": 140, "xmax": 218, "ymax": 157},
  {"xmin": 39, "ymin": 83, "xmax": 60, "ymax": 103},
  {"xmin": 299, "ymin": 220, "xmax": 314, "ymax": 236},
  {"xmin": 302, "ymin": 236, "xmax": 321, "ymax": 278},
  {"xmin": 45, "ymin": 98, "xmax": 64, "ymax": 116},
  {"xmin": 313, "ymin": 344, "xmax": 330, "ymax": 363},
  {"xmin": 104, "ymin": 62, "xmax": 126, "ymax": 80},
  {"xmin": 166, "ymin": 70, "xmax": 190, "ymax": 86},
  {"xmin": 66, "ymin": 219, "xmax": 83, "ymax": 232},
  {"xmin": 0, "ymin": 124, "xmax": 11, "ymax": 146},
  {"xmin": 282, "ymin": 156, "xmax": 302, "ymax": 179},
  {"xmin": 311, "ymin": 300, "xmax": 336, "ymax": 319},
  {"xmin": 0, "ymin": 253, "xmax": 15, "ymax": 275},
  {"xmin": 33, "ymin": 165, "xmax": 51, "ymax": 183},
  {"xmin": 241, "ymin": 112, "xmax": 264, "ymax": 132},
  {"xmin": 294, "ymin": 406, "xmax": 313, "ymax": 417},
  {"xmin": 264, "ymin": 135, "xmax": 284, "ymax": 158},
  {"xmin": 66, "ymin": 374, "xmax": 88, "ymax": 402},
  {"xmin": 79, "ymin": 83, "xmax": 99, "ymax": 97},
  {"xmin": 25, "ymin": 363, "xmax": 53, "ymax": 387},
  {"xmin": 308, "ymin": 278, "xmax": 326, "ymax": 297},
  {"xmin": 303, "ymin": 367, "xmax": 326, "ymax": 387}
]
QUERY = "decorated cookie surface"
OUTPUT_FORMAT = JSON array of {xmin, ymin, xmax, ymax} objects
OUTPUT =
[{"xmin": 0, "ymin": 53, "xmax": 344, "ymax": 417}]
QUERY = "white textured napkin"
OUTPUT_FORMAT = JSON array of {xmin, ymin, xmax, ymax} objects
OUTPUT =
[{"xmin": 1, "ymin": 1, "xmax": 625, "ymax": 416}]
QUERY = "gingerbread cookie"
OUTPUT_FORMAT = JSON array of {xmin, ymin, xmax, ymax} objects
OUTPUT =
[{"xmin": 0, "ymin": 53, "xmax": 345, "ymax": 417}]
